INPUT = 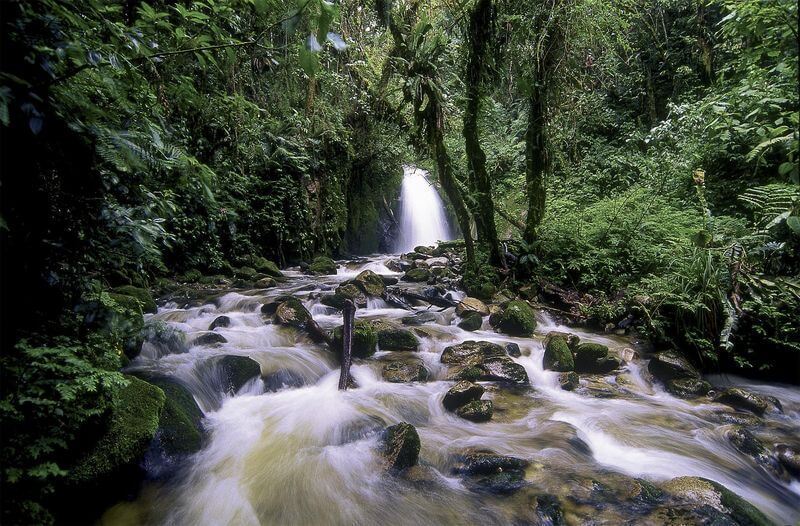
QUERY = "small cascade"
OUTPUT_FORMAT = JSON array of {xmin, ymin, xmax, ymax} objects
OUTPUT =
[{"xmin": 394, "ymin": 166, "xmax": 452, "ymax": 253}]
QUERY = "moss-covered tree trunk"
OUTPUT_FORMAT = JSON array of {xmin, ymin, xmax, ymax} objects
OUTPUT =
[
  {"xmin": 463, "ymin": 0, "xmax": 503, "ymax": 265},
  {"xmin": 523, "ymin": 80, "xmax": 547, "ymax": 244}
]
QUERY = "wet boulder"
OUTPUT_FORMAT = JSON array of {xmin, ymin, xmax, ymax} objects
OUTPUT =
[
  {"xmin": 414, "ymin": 245, "xmax": 434, "ymax": 255},
  {"xmin": 69, "ymin": 376, "xmax": 165, "ymax": 491},
  {"xmin": 249, "ymin": 256, "xmax": 283, "ymax": 278},
  {"xmin": 401, "ymin": 311, "xmax": 437, "ymax": 325},
  {"xmin": 726, "ymin": 426, "xmax": 787, "ymax": 479},
  {"xmin": 714, "ymin": 387, "xmax": 781, "ymax": 416},
  {"xmin": 662, "ymin": 476, "xmax": 772, "ymax": 526},
  {"xmin": 308, "ymin": 256, "xmax": 337, "ymax": 275},
  {"xmin": 208, "ymin": 315, "xmax": 231, "ymax": 331},
  {"xmin": 218, "ymin": 355, "xmax": 261, "ymax": 394},
  {"xmin": 144, "ymin": 376, "xmax": 205, "ymax": 458},
  {"xmin": 543, "ymin": 334, "xmax": 574, "ymax": 372},
  {"xmin": 457, "ymin": 312, "xmax": 483, "ymax": 332},
  {"xmin": 385, "ymin": 259, "xmax": 412, "ymax": 273},
  {"xmin": 331, "ymin": 283, "xmax": 368, "ymax": 308},
  {"xmin": 455, "ymin": 400, "xmax": 493, "ymax": 422},
  {"xmin": 377, "ymin": 327, "xmax": 420, "ymax": 352},
  {"xmin": 441, "ymin": 341, "xmax": 529, "ymax": 385},
  {"xmin": 193, "ymin": 332, "xmax": 228, "ymax": 346},
  {"xmin": 331, "ymin": 320, "xmax": 378, "ymax": 358},
  {"xmin": 382, "ymin": 360, "xmax": 429, "ymax": 383},
  {"xmin": 505, "ymin": 343, "xmax": 521, "ymax": 358},
  {"xmin": 255, "ymin": 277, "xmax": 277, "ymax": 288},
  {"xmin": 402, "ymin": 268, "xmax": 431, "ymax": 282},
  {"xmin": 647, "ymin": 350, "xmax": 699, "ymax": 382},
  {"xmin": 352, "ymin": 269, "xmax": 385, "ymax": 296},
  {"xmin": 442, "ymin": 381, "xmax": 485, "ymax": 411},
  {"xmin": 273, "ymin": 297, "xmax": 330, "ymax": 344},
  {"xmin": 455, "ymin": 297, "xmax": 489, "ymax": 317},
  {"xmin": 425, "ymin": 256, "xmax": 449, "ymax": 267},
  {"xmin": 775, "ymin": 444, "xmax": 800, "ymax": 478},
  {"xmin": 667, "ymin": 377, "xmax": 711, "ymax": 398},
  {"xmin": 381, "ymin": 422, "xmax": 420, "ymax": 471},
  {"xmin": 495, "ymin": 300, "xmax": 536, "ymax": 337},
  {"xmin": 453, "ymin": 450, "xmax": 529, "ymax": 495},
  {"xmin": 234, "ymin": 266, "xmax": 257, "ymax": 280},
  {"xmin": 558, "ymin": 371, "xmax": 580, "ymax": 391},
  {"xmin": 573, "ymin": 343, "xmax": 620, "ymax": 374}
]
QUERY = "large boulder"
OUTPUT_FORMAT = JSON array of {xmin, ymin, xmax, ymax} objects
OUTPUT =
[
  {"xmin": 145, "ymin": 377, "xmax": 204, "ymax": 457},
  {"xmin": 352, "ymin": 270, "xmax": 385, "ymax": 296},
  {"xmin": 442, "ymin": 381, "xmax": 485, "ymax": 411},
  {"xmin": 331, "ymin": 320, "xmax": 378, "ymax": 358},
  {"xmin": 382, "ymin": 360, "xmax": 429, "ymax": 383},
  {"xmin": 495, "ymin": 300, "xmax": 536, "ymax": 337},
  {"xmin": 452, "ymin": 450, "xmax": 529, "ymax": 495},
  {"xmin": 381, "ymin": 422, "xmax": 420, "ymax": 471},
  {"xmin": 713, "ymin": 388, "xmax": 781, "ymax": 416},
  {"xmin": 208, "ymin": 315, "xmax": 231, "ymax": 330},
  {"xmin": 441, "ymin": 341, "xmax": 529, "ymax": 384},
  {"xmin": 647, "ymin": 351, "xmax": 711, "ymax": 398},
  {"xmin": 456, "ymin": 297, "xmax": 489, "ymax": 317},
  {"xmin": 308, "ymin": 256, "xmax": 337, "ymax": 275},
  {"xmin": 193, "ymin": 332, "xmax": 227, "ymax": 346},
  {"xmin": 218, "ymin": 355, "xmax": 261, "ymax": 394},
  {"xmin": 249, "ymin": 256, "xmax": 283, "ymax": 278},
  {"xmin": 662, "ymin": 477, "xmax": 772, "ymax": 526},
  {"xmin": 112, "ymin": 285, "xmax": 157, "ymax": 314},
  {"xmin": 455, "ymin": 400, "xmax": 493, "ymax": 422},
  {"xmin": 273, "ymin": 297, "xmax": 330, "ymax": 344},
  {"xmin": 70, "ymin": 376, "xmax": 165, "ymax": 487},
  {"xmin": 402, "ymin": 268, "xmax": 431, "ymax": 282},
  {"xmin": 457, "ymin": 312, "xmax": 483, "ymax": 332},
  {"xmin": 377, "ymin": 326, "xmax": 420, "ymax": 352},
  {"xmin": 543, "ymin": 334, "xmax": 574, "ymax": 372},
  {"xmin": 573, "ymin": 343, "xmax": 620, "ymax": 374}
]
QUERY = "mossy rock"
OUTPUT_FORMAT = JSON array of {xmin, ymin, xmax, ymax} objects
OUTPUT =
[
  {"xmin": 218, "ymin": 355, "xmax": 261, "ymax": 394},
  {"xmin": 455, "ymin": 400, "xmax": 493, "ymax": 422},
  {"xmin": 193, "ymin": 332, "xmax": 227, "ymax": 346},
  {"xmin": 647, "ymin": 351, "xmax": 700, "ymax": 382},
  {"xmin": 255, "ymin": 277, "xmax": 277, "ymax": 288},
  {"xmin": 401, "ymin": 268, "xmax": 431, "ymax": 282},
  {"xmin": 414, "ymin": 245, "xmax": 434, "ymax": 255},
  {"xmin": 456, "ymin": 297, "xmax": 490, "ymax": 316},
  {"xmin": 112, "ymin": 285, "xmax": 157, "ymax": 314},
  {"xmin": 441, "ymin": 341, "xmax": 529, "ymax": 384},
  {"xmin": 457, "ymin": 312, "xmax": 483, "ymax": 331},
  {"xmin": 309, "ymin": 256, "xmax": 337, "ymax": 275},
  {"xmin": 178, "ymin": 269, "xmax": 203, "ymax": 283},
  {"xmin": 382, "ymin": 361, "xmax": 429, "ymax": 383},
  {"xmin": 145, "ymin": 377, "xmax": 204, "ymax": 456},
  {"xmin": 382, "ymin": 422, "xmax": 420, "ymax": 471},
  {"xmin": 71, "ymin": 376, "xmax": 165, "ymax": 485},
  {"xmin": 543, "ymin": 335, "xmax": 574, "ymax": 372},
  {"xmin": 496, "ymin": 300, "xmax": 536, "ymax": 337},
  {"xmin": 334, "ymin": 283, "xmax": 368, "ymax": 307},
  {"xmin": 250, "ymin": 256, "xmax": 283, "ymax": 278},
  {"xmin": 353, "ymin": 269, "xmax": 385, "ymax": 296},
  {"xmin": 662, "ymin": 476, "xmax": 773, "ymax": 526},
  {"xmin": 667, "ymin": 377, "xmax": 712, "ymax": 398},
  {"xmin": 713, "ymin": 388, "xmax": 779, "ymax": 416},
  {"xmin": 234, "ymin": 266, "xmax": 257, "ymax": 279},
  {"xmin": 273, "ymin": 297, "xmax": 313, "ymax": 327},
  {"xmin": 106, "ymin": 293, "xmax": 145, "ymax": 359},
  {"xmin": 558, "ymin": 371, "xmax": 580, "ymax": 391},
  {"xmin": 442, "ymin": 381, "xmax": 485, "ymax": 411},
  {"xmin": 573, "ymin": 343, "xmax": 612, "ymax": 373},
  {"xmin": 377, "ymin": 327, "xmax": 420, "ymax": 352},
  {"xmin": 331, "ymin": 320, "xmax": 378, "ymax": 358}
]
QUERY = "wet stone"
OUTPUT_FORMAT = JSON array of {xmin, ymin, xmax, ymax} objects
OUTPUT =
[
  {"xmin": 208, "ymin": 315, "xmax": 231, "ymax": 330},
  {"xmin": 558, "ymin": 371, "xmax": 580, "ymax": 391},
  {"xmin": 441, "ymin": 341, "xmax": 529, "ymax": 385},
  {"xmin": 401, "ymin": 312, "xmax": 437, "ymax": 325},
  {"xmin": 455, "ymin": 400, "xmax": 493, "ymax": 422},
  {"xmin": 382, "ymin": 361, "xmax": 429, "ymax": 383},
  {"xmin": 442, "ymin": 381, "xmax": 485, "ymax": 411},
  {"xmin": 193, "ymin": 332, "xmax": 228, "ymax": 346},
  {"xmin": 457, "ymin": 312, "xmax": 483, "ymax": 331},
  {"xmin": 505, "ymin": 343, "xmax": 521, "ymax": 358},
  {"xmin": 714, "ymin": 387, "xmax": 780, "ymax": 416},
  {"xmin": 381, "ymin": 422, "xmax": 420, "ymax": 471},
  {"xmin": 453, "ymin": 450, "xmax": 529, "ymax": 495}
]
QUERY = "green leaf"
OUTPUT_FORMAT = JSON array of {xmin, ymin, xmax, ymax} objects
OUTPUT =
[
  {"xmin": 298, "ymin": 44, "xmax": 319, "ymax": 76},
  {"xmin": 787, "ymin": 216, "xmax": 800, "ymax": 234},
  {"xmin": 316, "ymin": 0, "xmax": 338, "ymax": 44},
  {"xmin": 253, "ymin": 0, "xmax": 268, "ymax": 15}
]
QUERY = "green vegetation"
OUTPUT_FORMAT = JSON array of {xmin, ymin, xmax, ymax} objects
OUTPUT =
[{"xmin": 0, "ymin": 0, "xmax": 797, "ymax": 523}]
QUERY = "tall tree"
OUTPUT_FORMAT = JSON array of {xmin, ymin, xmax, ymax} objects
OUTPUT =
[{"xmin": 463, "ymin": 0, "xmax": 504, "ymax": 265}]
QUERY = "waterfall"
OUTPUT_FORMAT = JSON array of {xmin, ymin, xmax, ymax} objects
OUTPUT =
[{"xmin": 394, "ymin": 166, "xmax": 452, "ymax": 253}]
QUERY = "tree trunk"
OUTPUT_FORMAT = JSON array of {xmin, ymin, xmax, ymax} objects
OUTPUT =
[
  {"xmin": 523, "ymin": 74, "xmax": 547, "ymax": 244},
  {"xmin": 463, "ymin": 0, "xmax": 503, "ymax": 266},
  {"xmin": 338, "ymin": 300, "xmax": 355, "ymax": 390}
]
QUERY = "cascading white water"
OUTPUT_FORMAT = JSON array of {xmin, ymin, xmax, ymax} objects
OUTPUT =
[{"xmin": 394, "ymin": 166, "xmax": 452, "ymax": 253}]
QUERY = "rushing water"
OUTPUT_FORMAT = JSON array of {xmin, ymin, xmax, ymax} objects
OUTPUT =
[
  {"xmin": 107, "ymin": 255, "xmax": 800, "ymax": 525},
  {"xmin": 394, "ymin": 166, "xmax": 452, "ymax": 252}
]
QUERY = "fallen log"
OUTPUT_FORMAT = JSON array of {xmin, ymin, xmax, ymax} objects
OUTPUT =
[{"xmin": 338, "ymin": 299, "xmax": 356, "ymax": 391}]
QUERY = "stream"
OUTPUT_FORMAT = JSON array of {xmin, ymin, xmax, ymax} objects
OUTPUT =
[{"xmin": 104, "ymin": 254, "xmax": 800, "ymax": 525}]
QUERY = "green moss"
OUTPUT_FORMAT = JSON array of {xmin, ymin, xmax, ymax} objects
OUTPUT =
[
  {"xmin": 457, "ymin": 312, "xmax": 483, "ymax": 331},
  {"xmin": 332, "ymin": 320, "xmax": 378, "ymax": 358},
  {"xmin": 145, "ymin": 378, "xmax": 204, "ymax": 456},
  {"xmin": 382, "ymin": 422, "xmax": 420, "ymax": 471},
  {"xmin": 250, "ymin": 256, "xmax": 283, "ymax": 277},
  {"xmin": 71, "ymin": 376, "xmax": 164, "ymax": 484},
  {"xmin": 497, "ymin": 300, "xmax": 536, "ymax": 336},
  {"xmin": 112, "ymin": 286, "xmax": 157, "ymax": 314},
  {"xmin": 178, "ymin": 269, "xmax": 203, "ymax": 283},
  {"xmin": 234, "ymin": 266, "xmax": 257, "ymax": 279},
  {"xmin": 218, "ymin": 355, "xmax": 261, "ymax": 393},
  {"xmin": 402, "ymin": 268, "xmax": 431, "ymax": 282},
  {"xmin": 309, "ymin": 256, "xmax": 337, "ymax": 275},
  {"xmin": 353, "ymin": 270, "xmax": 385, "ymax": 296},
  {"xmin": 543, "ymin": 336, "xmax": 574, "ymax": 372},
  {"xmin": 377, "ymin": 327, "xmax": 420, "ymax": 351},
  {"xmin": 455, "ymin": 400, "xmax": 493, "ymax": 422}
]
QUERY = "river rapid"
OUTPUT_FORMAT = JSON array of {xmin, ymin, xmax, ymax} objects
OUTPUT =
[{"xmin": 104, "ymin": 254, "xmax": 800, "ymax": 526}]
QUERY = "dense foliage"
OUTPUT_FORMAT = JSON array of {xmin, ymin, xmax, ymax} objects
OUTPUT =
[{"xmin": 0, "ymin": 0, "xmax": 797, "ymax": 523}]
